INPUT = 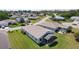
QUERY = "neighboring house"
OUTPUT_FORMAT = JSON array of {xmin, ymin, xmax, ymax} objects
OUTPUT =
[
  {"xmin": 38, "ymin": 13, "xmax": 45, "ymax": 16},
  {"xmin": 0, "ymin": 21, "xmax": 8, "ymax": 28},
  {"xmin": 53, "ymin": 16, "xmax": 65, "ymax": 21},
  {"xmin": 21, "ymin": 25, "xmax": 57, "ymax": 45},
  {"xmin": 37, "ymin": 22, "xmax": 62, "ymax": 32},
  {"xmin": 4, "ymin": 20, "xmax": 17, "ymax": 25},
  {"xmin": 0, "ymin": 20, "xmax": 17, "ymax": 28},
  {"xmin": 70, "ymin": 16, "xmax": 79, "ymax": 24},
  {"xmin": 58, "ymin": 28, "xmax": 67, "ymax": 34},
  {"xmin": 10, "ymin": 15, "xmax": 19, "ymax": 18},
  {"xmin": 28, "ymin": 16, "xmax": 39, "ymax": 20},
  {"xmin": 70, "ymin": 16, "xmax": 79, "ymax": 20},
  {"xmin": 28, "ymin": 13, "xmax": 39, "ymax": 19},
  {"xmin": 16, "ymin": 17, "xmax": 25, "ymax": 23},
  {"xmin": 37, "ymin": 22, "xmax": 69, "ymax": 34},
  {"xmin": 0, "ymin": 30, "xmax": 10, "ymax": 49},
  {"xmin": 24, "ymin": 18, "xmax": 30, "ymax": 23},
  {"xmin": 16, "ymin": 17, "xmax": 30, "ymax": 23},
  {"xmin": 21, "ymin": 15, "xmax": 27, "ymax": 18}
]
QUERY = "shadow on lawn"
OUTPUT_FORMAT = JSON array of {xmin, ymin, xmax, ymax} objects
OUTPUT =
[{"xmin": 49, "ymin": 41, "xmax": 58, "ymax": 47}]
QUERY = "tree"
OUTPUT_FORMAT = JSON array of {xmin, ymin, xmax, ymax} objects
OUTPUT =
[
  {"xmin": 0, "ymin": 11, "xmax": 9, "ymax": 20},
  {"xmin": 60, "ymin": 12, "xmax": 73, "ymax": 19},
  {"xmin": 67, "ymin": 26, "xmax": 72, "ymax": 33}
]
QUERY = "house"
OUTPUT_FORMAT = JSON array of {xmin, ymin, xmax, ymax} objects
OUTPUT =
[
  {"xmin": 53, "ymin": 16, "xmax": 65, "ymax": 21},
  {"xmin": 0, "ymin": 30, "xmax": 10, "ymax": 49},
  {"xmin": 0, "ymin": 21, "xmax": 8, "ymax": 28},
  {"xmin": 24, "ymin": 18, "xmax": 30, "ymax": 23},
  {"xmin": 37, "ymin": 22, "xmax": 62, "ymax": 32},
  {"xmin": 70, "ymin": 16, "xmax": 79, "ymax": 20},
  {"xmin": 10, "ymin": 15, "xmax": 19, "ymax": 18},
  {"xmin": 16, "ymin": 17, "xmax": 29, "ymax": 23},
  {"xmin": 28, "ymin": 13, "xmax": 39, "ymax": 19},
  {"xmin": 37, "ymin": 22, "xmax": 69, "ymax": 34},
  {"xmin": 58, "ymin": 28, "xmax": 67, "ymax": 34},
  {"xmin": 21, "ymin": 25, "xmax": 57, "ymax": 45},
  {"xmin": 28, "ymin": 16, "xmax": 39, "ymax": 20},
  {"xmin": 70, "ymin": 16, "xmax": 79, "ymax": 24},
  {"xmin": 0, "ymin": 20, "xmax": 17, "ymax": 28},
  {"xmin": 4, "ymin": 20, "xmax": 17, "ymax": 25}
]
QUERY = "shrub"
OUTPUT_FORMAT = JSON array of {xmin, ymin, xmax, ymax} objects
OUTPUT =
[
  {"xmin": 67, "ymin": 26, "xmax": 72, "ymax": 33},
  {"xmin": 74, "ymin": 32, "xmax": 79, "ymax": 42},
  {"xmin": 20, "ymin": 23, "xmax": 25, "ymax": 26}
]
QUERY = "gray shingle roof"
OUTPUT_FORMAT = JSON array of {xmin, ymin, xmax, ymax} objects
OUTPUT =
[
  {"xmin": 70, "ymin": 16, "xmax": 79, "ymax": 21},
  {"xmin": 21, "ymin": 25, "xmax": 52, "ymax": 39},
  {"xmin": 37, "ymin": 22, "xmax": 61, "ymax": 30},
  {"xmin": 54, "ymin": 16, "xmax": 65, "ymax": 20}
]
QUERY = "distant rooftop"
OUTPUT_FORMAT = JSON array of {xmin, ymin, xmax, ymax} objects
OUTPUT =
[{"xmin": 37, "ymin": 22, "xmax": 62, "ymax": 29}]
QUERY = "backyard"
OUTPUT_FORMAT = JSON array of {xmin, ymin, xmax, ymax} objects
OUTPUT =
[{"xmin": 8, "ymin": 28, "xmax": 79, "ymax": 49}]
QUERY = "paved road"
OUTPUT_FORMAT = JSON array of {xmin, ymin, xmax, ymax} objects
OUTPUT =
[
  {"xmin": 34, "ymin": 15, "xmax": 51, "ymax": 25},
  {"xmin": 0, "ymin": 30, "xmax": 10, "ymax": 49}
]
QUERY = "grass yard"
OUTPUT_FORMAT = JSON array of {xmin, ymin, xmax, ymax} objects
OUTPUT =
[
  {"xmin": 53, "ymin": 28, "xmax": 79, "ymax": 49},
  {"xmin": 8, "ymin": 30, "xmax": 56, "ymax": 49},
  {"xmin": 30, "ymin": 20, "xmax": 38, "ymax": 24},
  {"xmin": 9, "ymin": 23, "xmax": 25, "ymax": 28},
  {"xmin": 8, "ymin": 29, "xmax": 79, "ymax": 49},
  {"xmin": 54, "ymin": 33, "xmax": 79, "ymax": 49},
  {"xmin": 8, "ymin": 30, "xmax": 40, "ymax": 49}
]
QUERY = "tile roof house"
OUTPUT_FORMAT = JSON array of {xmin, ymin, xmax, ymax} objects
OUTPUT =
[{"xmin": 21, "ymin": 25, "xmax": 57, "ymax": 45}]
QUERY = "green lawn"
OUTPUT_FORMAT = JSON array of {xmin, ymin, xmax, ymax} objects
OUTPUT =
[
  {"xmin": 30, "ymin": 20, "xmax": 38, "ymax": 24},
  {"xmin": 9, "ymin": 23, "xmax": 25, "ymax": 28},
  {"xmin": 8, "ymin": 29, "xmax": 79, "ymax": 49},
  {"xmin": 54, "ymin": 33, "xmax": 79, "ymax": 49},
  {"xmin": 8, "ymin": 30, "xmax": 51, "ymax": 49}
]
